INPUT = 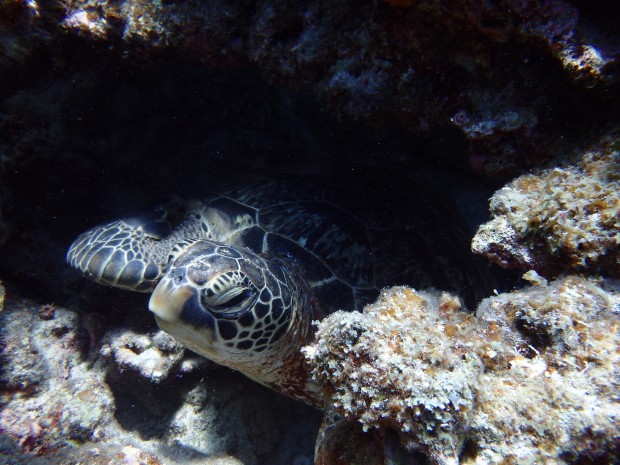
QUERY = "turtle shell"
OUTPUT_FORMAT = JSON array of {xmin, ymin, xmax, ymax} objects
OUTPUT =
[{"xmin": 196, "ymin": 175, "xmax": 491, "ymax": 314}]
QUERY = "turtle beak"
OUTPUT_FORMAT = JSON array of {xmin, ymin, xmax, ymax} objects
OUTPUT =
[
  {"xmin": 149, "ymin": 274, "xmax": 195, "ymax": 323},
  {"xmin": 148, "ymin": 271, "xmax": 219, "ymax": 359}
]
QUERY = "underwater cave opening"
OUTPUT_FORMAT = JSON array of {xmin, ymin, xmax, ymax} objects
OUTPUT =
[
  {"xmin": 0, "ymin": 44, "xmax": 521, "ymax": 465},
  {"xmin": 0, "ymin": 58, "xmax": 516, "ymax": 307}
]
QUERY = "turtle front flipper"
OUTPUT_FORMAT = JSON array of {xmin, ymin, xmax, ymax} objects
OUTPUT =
[{"xmin": 67, "ymin": 205, "xmax": 178, "ymax": 292}]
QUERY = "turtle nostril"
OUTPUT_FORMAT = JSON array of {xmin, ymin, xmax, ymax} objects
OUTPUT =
[{"xmin": 170, "ymin": 268, "xmax": 187, "ymax": 284}]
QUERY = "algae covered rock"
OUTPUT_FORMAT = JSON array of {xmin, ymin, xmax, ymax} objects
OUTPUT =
[
  {"xmin": 305, "ymin": 280, "xmax": 620, "ymax": 464},
  {"xmin": 472, "ymin": 136, "xmax": 620, "ymax": 277},
  {"xmin": 304, "ymin": 288, "xmax": 480, "ymax": 464},
  {"xmin": 471, "ymin": 275, "xmax": 620, "ymax": 464},
  {"xmin": 0, "ymin": 299, "xmax": 115, "ymax": 456},
  {"xmin": 0, "ymin": 294, "xmax": 321, "ymax": 464}
]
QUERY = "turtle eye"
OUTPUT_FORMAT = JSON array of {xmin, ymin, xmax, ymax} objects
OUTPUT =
[
  {"xmin": 202, "ymin": 286, "xmax": 256, "ymax": 314},
  {"xmin": 212, "ymin": 286, "xmax": 256, "ymax": 309},
  {"xmin": 200, "ymin": 271, "xmax": 257, "ymax": 313}
]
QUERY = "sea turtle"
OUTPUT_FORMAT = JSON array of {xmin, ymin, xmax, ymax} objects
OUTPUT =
[{"xmin": 67, "ymin": 176, "xmax": 489, "ymax": 407}]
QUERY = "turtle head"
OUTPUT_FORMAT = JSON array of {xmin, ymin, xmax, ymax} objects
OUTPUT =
[{"xmin": 149, "ymin": 239, "xmax": 297, "ymax": 370}]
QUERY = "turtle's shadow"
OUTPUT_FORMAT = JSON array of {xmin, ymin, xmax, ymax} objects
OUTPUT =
[
  {"xmin": 106, "ymin": 359, "xmax": 322, "ymax": 461},
  {"xmin": 105, "ymin": 367, "xmax": 195, "ymax": 440}
]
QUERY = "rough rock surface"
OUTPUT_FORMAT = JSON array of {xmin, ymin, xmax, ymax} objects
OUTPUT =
[
  {"xmin": 101, "ymin": 328, "xmax": 189, "ymax": 384},
  {"xmin": 0, "ymin": 297, "xmax": 320, "ymax": 464},
  {"xmin": 0, "ymin": 1, "xmax": 618, "ymax": 463},
  {"xmin": 0, "ymin": 299, "xmax": 115, "ymax": 457},
  {"xmin": 305, "ymin": 280, "xmax": 620, "ymax": 464},
  {"xmin": 472, "ymin": 134, "xmax": 619, "ymax": 277},
  {"xmin": 1, "ymin": 0, "xmax": 618, "ymax": 174}
]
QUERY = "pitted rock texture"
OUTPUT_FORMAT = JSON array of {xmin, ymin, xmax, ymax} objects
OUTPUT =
[
  {"xmin": 305, "ymin": 280, "xmax": 620, "ymax": 464},
  {"xmin": 0, "ymin": 296, "xmax": 320, "ymax": 464}
]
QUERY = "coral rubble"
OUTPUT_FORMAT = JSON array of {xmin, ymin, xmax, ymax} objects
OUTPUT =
[
  {"xmin": 472, "ymin": 135, "xmax": 620, "ymax": 277},
  {"xmin": 305, "ymin": 280, "xmax": 620, "ymax": 464},
  {"xmin": 101, "ymin": 328, "xmax": 188, "ymax": 384}
]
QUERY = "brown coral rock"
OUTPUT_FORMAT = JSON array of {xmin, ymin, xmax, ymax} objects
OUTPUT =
[
  {"xmin": 304, "ymin": 288, "xmax": 481, "ymax": 464},
  {"xmin": 305, "ymin": 279, "xmax": 620, "ymax": 464},
  {"xmin": 472, "ymin": 135, "xmax": 620, "ymax": 277}
]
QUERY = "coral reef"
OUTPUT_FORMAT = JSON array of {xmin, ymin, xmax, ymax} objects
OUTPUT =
[
  {"xmin": 471, "ymin": 276, "xmax": 620, "ymax": 464},
  {"xmin": 0, "ymin": 299, "xmax": 115, "ymax": 456},
  {"xmin": 305, "ymin": 280, "xmax": 620, "ymax": 464},
  {"xmin": 1, "ymin": 1, "xmax": 618, "ymax": 173},
  {"xmin": 73, "ymin": 0, "xmax": 619, "ymax": 171},
  {"xmin": 101, "ymin": 328, "xmax": 189, "ymax": 384},
  {"xmin": 472, "ymin": 135, "xmax": 620, "ymax": 277},
  {"xmin": 0, "ymin": 296, "xmax": 321, "ymax": 464},
  {"xmin": 0, "ymin": 1, "xmax": 618, "ymax": 463},
  {"xmin": 304, "ymin": 289, "xmax": 479, "ymax": 463}
]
